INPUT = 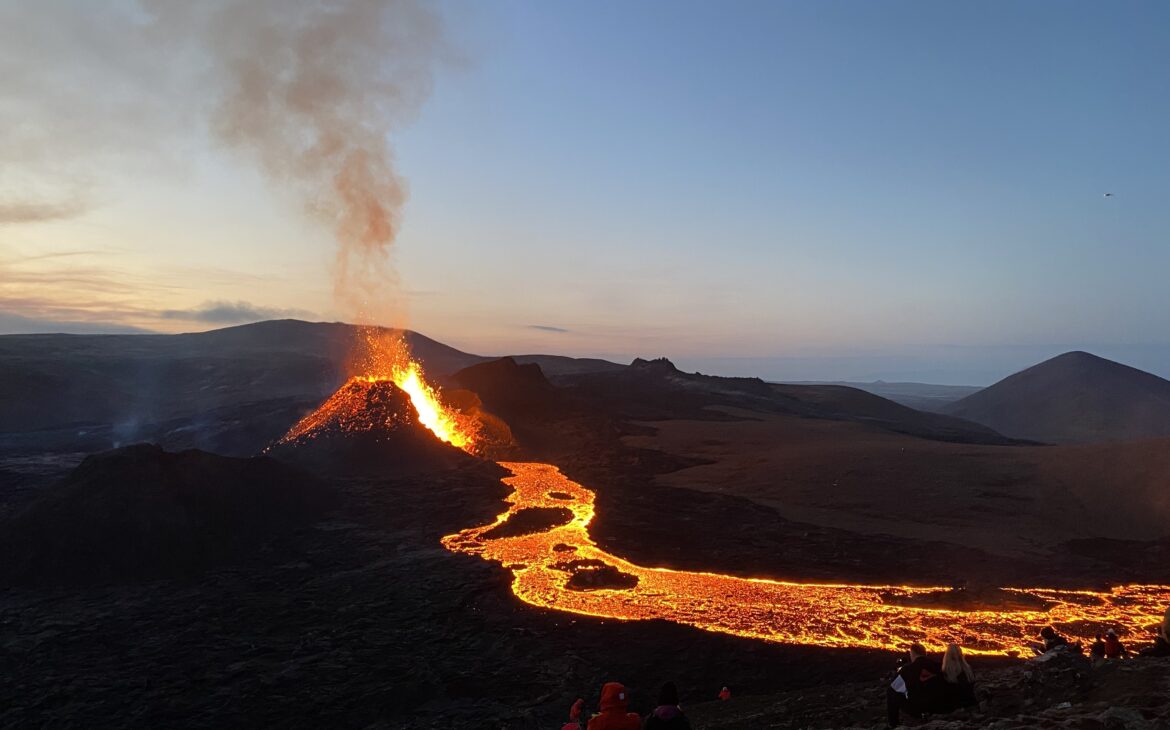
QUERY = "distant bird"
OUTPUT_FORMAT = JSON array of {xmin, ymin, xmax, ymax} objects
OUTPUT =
[{"xmin": 1104, "ymin": 193, "xmax": 1113, "ymax": 197}]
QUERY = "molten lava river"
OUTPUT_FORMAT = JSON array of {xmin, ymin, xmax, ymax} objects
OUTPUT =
[
  {"xmin": 311, "ymin": 336, "xmax": 1170, "ymax": 657},
  {"xmin": 441, "ymin": 462, "xmax": 1170, "ymax": 656}
]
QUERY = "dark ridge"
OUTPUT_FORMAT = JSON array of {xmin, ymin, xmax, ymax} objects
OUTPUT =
[
  {"xmin": 0, "ymin": 444, "xmax": 335, "ymax": 586},
  {"xmin": 630, "ymin": 356, "xmax": 681, "ymax": 374}
]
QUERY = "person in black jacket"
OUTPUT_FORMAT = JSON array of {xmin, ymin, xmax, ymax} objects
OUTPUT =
[
  {"xmin": 886, "ymin": 643, "xmax": 944, "ymax": 727},
  {"xmin": 940, "ymin": 644, "xmax": 977, "ymax": 711},
  {"xmin": 1033, "ymin": 626, "xmax": 1070, "ymax": 655},
  {"xmin": 644, "ymin": 682, "xmax": 691, "ymax": 730}
]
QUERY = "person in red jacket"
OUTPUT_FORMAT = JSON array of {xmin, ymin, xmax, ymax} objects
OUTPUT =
[
  {"xmin": 561, "ymin": 698, "xmax": 585, "ymax": 730},
  {"xmin": 1103, "ymin": 629, "xmax": 1130, "ymax": 658},
  {"xmin": 587, "ymin": 682, "xmax": 641, "ymax": 730}
]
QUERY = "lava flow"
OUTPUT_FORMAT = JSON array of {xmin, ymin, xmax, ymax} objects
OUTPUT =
[
  {"xmin": 281, "ymin": 343, "xmax": 1170, "ymax": 656},
  {"xmin": 442, "ymin": 463, "xmax": 1170, "ymax": 656}
]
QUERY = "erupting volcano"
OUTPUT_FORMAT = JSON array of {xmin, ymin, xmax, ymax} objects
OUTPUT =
[
  {"xmin": 278, "ymin": 328, "xmax": 480, "ymax": 451},
  {"xmin": 269, "ymin": 329, "xmax": 481, "ymax": 474}
]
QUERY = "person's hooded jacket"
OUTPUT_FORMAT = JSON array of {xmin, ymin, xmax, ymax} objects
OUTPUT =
[
  {"xmin": 644, "ymin": 682, "xmax": 692, "ymax": 730},
  {"xmin": 644, "ymin": 703, "xmax": 692, "ymax": 730},
  {"xmin": 587, "ymin": 682, "xmax": 641, "ymax": 730}
]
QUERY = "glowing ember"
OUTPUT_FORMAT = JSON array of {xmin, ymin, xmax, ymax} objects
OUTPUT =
[{"xmin": 444, "ymin": 462, "xmax": 1170, "ymax": 656}]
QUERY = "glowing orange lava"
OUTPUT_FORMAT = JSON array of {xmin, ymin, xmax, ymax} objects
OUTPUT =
[
  {"xmin": 282, "ymin": 351, "xmax": 1170, "ymax": 655},
  {"xmin": 279, "ymin": 327, "xmax": 479, "ymax": 451},
  {"xmin": 444, "ymin": 462, "xmax": 1170, "ymax": 656}
]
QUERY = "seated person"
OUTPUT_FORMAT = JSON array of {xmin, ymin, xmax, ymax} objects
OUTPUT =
[
  {"xmin": 1103, "ymin": 628, "xmax": 1129, "ymax": 659},
  {"xmin": 940, "ymin": 643, "xmax": 977, "ymax": 711},
  {"xmin": 1139, "ymin": 608, "xmax": 1170, "ymax": 657},
  {"xmin": 1033, "ymin": 626, "xmax": 1071, "ymax": 655},
  {"xmin": 886, "ymin": 643, "xmax": 945, "ymax": 727}
]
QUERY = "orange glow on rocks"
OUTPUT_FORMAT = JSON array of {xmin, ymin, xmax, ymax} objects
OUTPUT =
[
  {"xmin": 444, "ymin": 462, "xmax": 1170, "ymax": 656},
  {"xmin": 279, "ymin": 327, "xmax": 479, "ymax": 451}
]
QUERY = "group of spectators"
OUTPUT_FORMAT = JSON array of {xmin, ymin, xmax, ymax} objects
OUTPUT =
[
  {"xmin": 562, "ymin": 609, "xmax": 1170, "ymax": 730},
  {"xmin": 885, "ymin": 642, "xmax": 976, "ymax": 727},
  {"xmin": 561, "ymin": 681, "xmax": 692, "ymax": 730},
  {"xmin": 887, "ymin": 607, "xmax": 1170, "ymax": 727}
]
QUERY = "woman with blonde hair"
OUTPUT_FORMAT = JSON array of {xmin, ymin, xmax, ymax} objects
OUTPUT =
[
  {"xmin": 1139, "ymin": 606, "xmax": 1170, "ymax": 656},
  {"xmin": 940, "ymin": 644, "xmax": 977, "ymax": 710}
]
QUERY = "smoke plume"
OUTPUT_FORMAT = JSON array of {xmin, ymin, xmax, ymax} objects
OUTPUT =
[
  {"xmin": 2, "ymin": 1, "xmax": 447, "ymax": 327},
  {"xmin": 192, "ymin": 0, "xmax": 444, "ymax": 326}
]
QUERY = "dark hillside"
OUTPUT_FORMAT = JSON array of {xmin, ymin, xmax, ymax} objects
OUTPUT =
[{"xmin": 945, "ymin": 351, "xmax": 1170, "ymax": 443}]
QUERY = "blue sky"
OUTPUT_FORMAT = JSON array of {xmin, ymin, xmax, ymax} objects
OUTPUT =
[{"xmin": 2, "ymin": 1, "xmax": 1168, "ymax": 383}]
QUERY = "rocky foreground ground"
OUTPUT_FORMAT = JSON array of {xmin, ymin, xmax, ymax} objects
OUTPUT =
[{"xmin": 686, "ymin": 653, "xmax": 1170, "ymax": 729}]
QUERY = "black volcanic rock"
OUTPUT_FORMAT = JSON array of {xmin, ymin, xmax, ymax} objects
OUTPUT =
[
  {"xmin": 480, "ymin": 506, "xmax": 572, "ymax": 539},
  {"xmin": 453, "ymin": 357, "xmax": 560, "ymax": 417},
  {"xmin": 944, "ymin": 351, "xmax": 1170, "ymax": 443},
  {"xmin": 629, "ymin": 356, "xmax": 681, "ymax": 374},
  {"xmin": 266, "ymin": 378, "xmax": 478, "ymax": 477},
  {"xmin": 555, "ymin": 559, "xmax": 640, "ymax": 591},
  {"xmin": 0, "ymin": 444, "xmax": 334, "ymax": 586}
]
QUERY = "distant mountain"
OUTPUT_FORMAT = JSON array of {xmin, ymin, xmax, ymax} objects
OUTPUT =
[
  {"xmin": 562, "ymin": 357, "xmax": 1014, "ymax": 445},
  {"xmin": 769, "ymin": 383, "xmax": 1012, "ymax": 444},
  {"xmin": 779, "ymin": 381, "xmax": 983, "ymax": 411},
  {"xmin": 0, "ymin": 320, "xmax": 623, "ymax": 455},
  {"xmin": 943, "ymin": 351, "xmax": 1170, "ymax": 443},
  {"xmin": 509, "ymin": 354, "xmax": 625, "ymax": 380}
]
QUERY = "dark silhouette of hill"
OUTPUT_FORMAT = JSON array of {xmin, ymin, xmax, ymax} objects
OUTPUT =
[
  {"xmin": 769, "ymin": 383, "xmax": 1012, "ymax": 444},
  {"xmin": 943, "ymin": 351, "xmax": 1170, "ymax": 443},
  {"xmin": 0, "ymin": 320, "xmax": 622, "ymax": 456},
  {"xmin": 452, "ymin": 357, "xmax": 587, "ymax": 459},
  {"xmin": 556, "ymin": 357, "xmax": 1014, "ymax": 445},
  {"xmin": 781, "ymin": 380, "xmax": 982, "ymax": 411},
  {"xmin": 454, "ymin": 357, "xmax": 563, "ymax": 418},
  {"xmin": 509, "ymin": 354, "xmax": 625, "ymax": 380},
  {"xmin": 0, "ymin": 444, "xmax": 334, "ymax": 586}
]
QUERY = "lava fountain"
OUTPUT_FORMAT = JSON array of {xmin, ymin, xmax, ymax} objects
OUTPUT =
[{"xmin": 278, "ymin": 327, "xmax": 479, "ymax": 452}]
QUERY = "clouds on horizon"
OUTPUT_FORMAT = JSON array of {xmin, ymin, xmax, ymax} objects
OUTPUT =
[
  {"xmin": 0, "ymin": 198, "xmax": 88, "ymax": 225},
  {"xmin": 158, "ymin": 300, "xmax": 314, "ymax": 324},
  {"xmin": 528, "ymin": 324, "xmax": 569, "ymax": 333},
  {"xmin": 0, "ymin": 311, "xmax": 154, "ymax": 335}
]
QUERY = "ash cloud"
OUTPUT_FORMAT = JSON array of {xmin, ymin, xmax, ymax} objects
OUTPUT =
[
  {"xmin": 2, "ymin": 1, "xmax": 449, "ymax": 326},
  {"xmin": 160, "ymin": 300, "xmax": 314, "ymax": 324},
  {"xmin": 153, "ymin": 0, "xmax": 448, "ymax": 326}
]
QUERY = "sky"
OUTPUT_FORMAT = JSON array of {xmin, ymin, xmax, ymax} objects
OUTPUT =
[{"xmin": 2, "ymin": 1, "xmax": 1168, "ymax": 384}]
